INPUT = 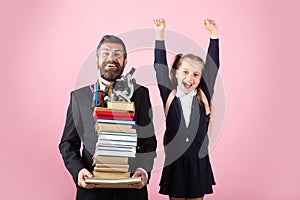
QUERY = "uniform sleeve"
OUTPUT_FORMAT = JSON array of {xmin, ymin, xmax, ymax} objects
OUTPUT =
[
  {"xmin": 154, "ymin": 40, "xmax": 172, "ymax": 107},
  {"xmin": 131, "ymin": 87, "xmax": 157, "ymax": 181},
  {"xmin": 58, "ymin": 92, "xmax": 86, "ymax": 184},
  {"xmin": 200, "ymin": 38, "xmax": 220, "ymax": 102}
]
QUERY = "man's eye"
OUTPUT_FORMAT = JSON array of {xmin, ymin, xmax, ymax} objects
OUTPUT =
[
  {"xmin": 101, "ymin": 51, "xmax": 110, "ymax": 57},
  {"xmin": 114, "ymin": 52, "xmax": 123, "ymax": 58}
]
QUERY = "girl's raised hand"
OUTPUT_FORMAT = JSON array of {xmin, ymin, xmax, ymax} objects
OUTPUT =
[
  {"xmin": 153, "ymin": 18, "xmax": 166, "ymax": 31},
  {"xmin": 154, "ymin": 18, "xmax": 166, "ymax": 40},
  {"xmin": 203, "ymin": 19, "xmax": 219, "ymax": 39}
]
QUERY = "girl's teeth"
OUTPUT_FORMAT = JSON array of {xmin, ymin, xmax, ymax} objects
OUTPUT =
[
  {"xmin": 183, "ymin": 81, "xmax": 192, "ymax": 87},
  {"xmin": 183, "ymin": 83, "xmax": 191, "ymax": 89}
]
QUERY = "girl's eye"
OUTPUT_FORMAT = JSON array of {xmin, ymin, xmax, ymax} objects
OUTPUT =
[{"xmin": 194, "ymin": 73, "xmax": 200, "ymax": 78}]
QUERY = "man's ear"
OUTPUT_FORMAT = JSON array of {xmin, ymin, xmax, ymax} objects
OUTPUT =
[{"xmin": 123, "ymin": 58, "xmax": 127, "ymax": 67}]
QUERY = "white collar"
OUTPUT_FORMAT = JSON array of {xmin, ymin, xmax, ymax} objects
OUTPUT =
[
  {"xmin": 175, "ymin": 86, "xmax": 197, "ymax": 98},
  {"xmin": 99, "ymin": 80, "xmax": 114, "ymax": 91},
  {"xmin": 99, "ymin": 81, "xmax": 106, "ymax": 91}
]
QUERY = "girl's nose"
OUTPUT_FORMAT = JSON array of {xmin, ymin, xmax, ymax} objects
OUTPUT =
[{"xmin": 186, "ymin": 73, "xmax": 193, "ymax": 80}]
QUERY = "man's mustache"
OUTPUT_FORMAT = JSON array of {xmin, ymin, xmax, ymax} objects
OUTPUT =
[{"xmin": 102, "ymin": 61, "xmax": 120, "ymax": 67}]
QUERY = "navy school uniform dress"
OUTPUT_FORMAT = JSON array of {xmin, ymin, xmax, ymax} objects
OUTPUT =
[{"xmin": 154, "ymin": 39, "xmax": 219, "ymax": 198}]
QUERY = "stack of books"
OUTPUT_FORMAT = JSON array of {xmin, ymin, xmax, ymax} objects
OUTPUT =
[{"xmin": 85, "ymin": 101, "xmax": 141, "ymax": 187}]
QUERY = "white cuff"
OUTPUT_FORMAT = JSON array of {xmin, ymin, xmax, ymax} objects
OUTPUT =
[{"xmin": 137, "ymin": 168, "xmax": 148, "ymax": 181}]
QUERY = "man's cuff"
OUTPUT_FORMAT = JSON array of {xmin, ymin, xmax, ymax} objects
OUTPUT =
[{"xmin": 137, "ymin": 167, "xmax": 148, "ymax": 181}]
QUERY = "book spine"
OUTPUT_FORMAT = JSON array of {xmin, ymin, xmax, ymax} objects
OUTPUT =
[
  {"xmin": 93, "ymin": 156, "xmax": 128, "ymax": 165},
  {"xmin": 96, "ymin": 119, "xmax": 136, "ymax": 125},
  {"xmin": 94, "ymin": 115, "xmax": 134, "ymax": 121},
  {"xmin": 95, "ymin": 150, "xmax": 136, "ymax": 158},
  {"xmin": 93, "ymin": 171, "xmax": 131, "ymax": 179},
  {"xmin": 94, "ymin": 110, "xmax": 134, "ymax": 118},
  {"xmin": 95, "ymin": 123, "xmax": 136, "ymax": 133},
  {"xmin": 94, "ymin": 167, "xmax": 129, "ymax": 173}
]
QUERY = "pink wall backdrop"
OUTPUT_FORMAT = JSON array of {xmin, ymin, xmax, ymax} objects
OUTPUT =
[{"xmin": 1, "ymin": 0, "xmax": 300, "ymax": 199}]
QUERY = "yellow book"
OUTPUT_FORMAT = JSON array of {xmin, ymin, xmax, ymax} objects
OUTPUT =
[
  {"xmin": 107, "ymin": 101, "xmax": 135, "ymax": 112},
  {"xmin": 93, "ymin": 171, "xmax": 131, "ymax": 179},
  {"xmin": 95, "ymin": 163, "xmax": 129, "ymax": 168},
  {"xmin": 94, "ymin": 163, "xmax": 129, "ymax": 172},
  {"xmin": 94, "ymin": 167, "xmax": 129, "ymax": 173}
]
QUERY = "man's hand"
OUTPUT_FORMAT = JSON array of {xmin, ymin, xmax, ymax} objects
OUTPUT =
[
  {"xmin": 203, "ymin": 19, "xmax": 219, "ymax": 39},
  {"xmin": 129, "ymin": 169, "xmax": 148, "ymax": 189},
  {"xmin": 77, "ymin": 168, "xmax": 95, "ymax": 189},
  {"xmin": 153, "ymin": 18, "xmax": 166, "ymax": 40}
]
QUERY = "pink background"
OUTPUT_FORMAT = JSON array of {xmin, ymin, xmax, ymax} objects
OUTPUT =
[{"xmin": 1, "ymin": 0, "xmax": 300, "ymax": 199}]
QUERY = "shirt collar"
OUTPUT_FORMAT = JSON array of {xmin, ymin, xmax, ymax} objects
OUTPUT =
[
  {"xmin": 99, "ymin": 81, "xmax": 107, "ymax": 91},
  {"xmin": 99, "ymin": 79, "xmax": 114, "ymax": 91},
  {"xmin": 176, "ymin": 86, "xmax": 197, "ymax": 98}
]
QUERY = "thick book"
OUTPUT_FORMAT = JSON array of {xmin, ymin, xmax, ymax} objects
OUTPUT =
[
  {"xmin": 95, "ymin": 163, "xmax": 129, "ymax": 168},
  {"xmin": 96, "ymin": 145, "xmax": 136, "ymax": 153},
  {"xmin": 95, "ymin": 123, "xmax": 136, "ymax": 133},
  {"xmin": 96, "ymin": 143, "xmax": 137, "ymax": 150},
  {"xmin": 98, "ymin": 131, "xmax": 137, "ymax": 138},
  {"xmin": 85, "ymin": 177, "xmax": 141, "ymax": 188},
  {"xmin": 94, "ymin": 115, "xmax": 134, "ymax": 121},
  {"xmin": 93, "ymin": 155, "xmax": 128, "ymax": 165},
  {"xmin": 93, "ymin": 171, "xmax": 131, "ymax": 179},
  {"xmin": 97, "ymin": 139, "xmax": 137, "ymax": 147},
  {"xmin": 107, "ymin": 101, "xmax": 135, "ymax": 112},
  {"xmin": 97, "ymin": 133, "xmax": 137, "ymax": 142},
  {"xmin": 94, "ymin": 167, "xmax": 129, "ymax": 173},
  {"xmin": 94, "ymin": 107, "xmax": 134, "ymax": 120},
  {"xmin": 95, "ymin": 149, "xmax": 136, "ymax": 158}
]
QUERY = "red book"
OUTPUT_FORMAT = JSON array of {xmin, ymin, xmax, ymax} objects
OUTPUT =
[
  {"xmin": 94, "ymin": 107, "xmax": 134, "ymax": 121},
  {"xmin": 94, "ymin": 115, "xmax": 134, "ymax": 121}
]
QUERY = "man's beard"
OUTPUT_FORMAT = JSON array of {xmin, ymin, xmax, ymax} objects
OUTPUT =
[{"xmin": 99, "ymin": 60, "xmax": 125, "ymax": 81}]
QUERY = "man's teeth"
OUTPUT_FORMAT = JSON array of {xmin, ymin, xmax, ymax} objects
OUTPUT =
[{"xmin": 106, "ymin": 64, "xmax": 116, "ymax": 67}]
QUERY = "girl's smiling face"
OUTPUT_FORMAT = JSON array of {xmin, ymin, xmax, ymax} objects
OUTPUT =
[{"xmin": 176, "ymin": 58, "xmax": 203, "ymax": 94}]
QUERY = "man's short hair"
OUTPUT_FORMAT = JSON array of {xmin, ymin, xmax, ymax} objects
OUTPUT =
[{"xmin": 96, "ymin": 35, "xmax": 127, "ymax": 59}]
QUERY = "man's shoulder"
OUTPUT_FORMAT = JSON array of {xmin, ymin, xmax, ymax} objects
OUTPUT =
[
  {"xmin": 133, "ymin": 82, "xmax": 148, "ymax": 93},
  {"xmin": 131, "ymin": 83, "xmax": 150, "ymax": 103},
  {"xmin": 71, "ymin": 85, "xmax": 93, "ymax": 96}
]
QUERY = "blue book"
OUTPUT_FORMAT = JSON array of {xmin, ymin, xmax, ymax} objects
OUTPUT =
[{"xmin": 96, "ymin": 119, "xmax": 136, "ymax": 125}]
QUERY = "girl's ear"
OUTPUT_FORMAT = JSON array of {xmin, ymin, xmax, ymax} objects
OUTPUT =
[{"xmin": 175, "ymin": 69, "xmax": 179, "ymax": 79}]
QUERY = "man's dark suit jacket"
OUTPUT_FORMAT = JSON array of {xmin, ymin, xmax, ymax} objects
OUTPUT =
[{"xmin": 59, "ymin": 82, "xmax": 157, "ymax": 200}]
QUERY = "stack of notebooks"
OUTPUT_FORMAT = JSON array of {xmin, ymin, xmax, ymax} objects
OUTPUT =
[{"xmin": 85, "ymin": 101, "xmax": 141, "ymax": 188}]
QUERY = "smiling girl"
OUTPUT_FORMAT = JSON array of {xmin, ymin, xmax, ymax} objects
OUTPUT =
[{"xmin": 153, "ymin": 19, "xmax": 220, "ymax": 200}]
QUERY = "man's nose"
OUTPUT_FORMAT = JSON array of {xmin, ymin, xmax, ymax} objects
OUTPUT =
[{"xmin": 107, "ymin": 52, "xmax": 115, "ymax": 60}]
